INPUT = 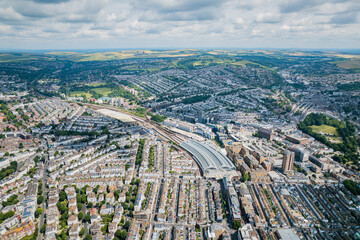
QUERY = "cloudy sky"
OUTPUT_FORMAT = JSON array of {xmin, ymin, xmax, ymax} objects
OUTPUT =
[{"xmin": 0, "ymin": 0, "xmax": 359, "ymax": 50}]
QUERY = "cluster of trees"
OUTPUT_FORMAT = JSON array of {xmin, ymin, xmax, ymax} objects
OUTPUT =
[
  {"xmin": 130, "ymin": 107, "xmax": 146, "ymax": 117},
  {"xmin": 293, "ymin": 164, "xmax": 308, "ymax": 176},
  {"xmin": 0, "ymin": 210, "xmax": 14, "ymax": 224},
  {"xmin": 232, "ymin": 220, "xmax": 242, "ymax": 230},
  {"xmin": 54, "ymin": 130, "xmax": 100, "ymax": 137},
  {"xmin": 150, "ymin": 114, "xmax": 167, "ymax": 123},
  {"xmin": 135, "ymin": 139, "xmax": 145, "ymax": 165},
  {"xmin": 0, "ymin": 101, "xmax": 27, "ymax": 129},
  {"xmin": 108, "ymin": 85, "xmax": 137, "ymax": 102},
  {"xmin": 262, "ymin": 97, "xmax": 291, "ymax": 114},
  {"xmin": 148, "ymin": 146, "xmax": 154, "ymax": 169},
  {"xmin": 298, "ymin": 113, "xmax": 359, "ymax": 164},
  {"xmin": 57, "ymin": 190, "xmax": 69, "ymax": 229},
  {"xmin": 114, "ymin": 229, "xmax": 128, "ymax": 240},
  {"xmin": 338, "ymin": 82, "xmax": 360, "ymax": 91},
  {"xmin": 0, "ymin": 161, "xmax": 17, "ymax": 181},
  {"xmin": 343, "ymin": 179, "xmax": 360, "ymax": 195},
  {"xmin": 2, "ymin": 195, "xmax": 19, "ymax": 207},
  {"xmin": 182, "ymin": 95, "xmax": 211, "ymax": 104}
]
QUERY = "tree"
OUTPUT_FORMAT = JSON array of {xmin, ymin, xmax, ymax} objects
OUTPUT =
[
  {"xmin": 84, "ymin": 213, "xmax": 91, "ymax": 223},
  {"xmin": 40, "ymin": 224, "xmax": 46, "ymax": 233},
  {"xmin": 241, "ymin": 173, "xmax": 249, "ymax": 182},
  {"xmin": 87, "ymin": 202, "xmax": 93, "ymax": 208},
  {"xmin": 37, "ymin": 196, "xmax": 44, "ymax": 205},
  {"xmin": 119, "ymin": 230, "xmax": 128, "ymax": 240},
  {"xmin": 77, "ymin": 203, "xmax": 83, "ymax": 211},
  {"xmin": 115, "ymin": 229, "xmax": 122, "ymax": 238},
  {"xmin": 19, "ymin": 143, "xmax": 23, "ymax": 149},
  {"xmin": 35, "ymin": 208, "xmax": 43, "ymax": 218},
  {"xmin": 1, "ymin": 210, "xmax": 15, "ymax": 220},
  {"xmin": 81, "ymin": 194, "xmax": 86, "ymax": 203},
  {"xmin": 114, "ymin": 190, "xmax": 120, "ymax": 200},
  {"xmin": 84, "ymin": 234, "xmax": 92, "ymax": 240},
  {"xmin": 124, "ymin": 220, "xmax": 131, "ymax": 230},
  {"xmin": 59, "ymin": 191, "xmax": 67, "ymax": 202},
  {"xmin": 78, "ymin": 211, "xmax": 84, "ymax": 220},
  {"xmin": 343, "ymin": 179, "xmax": 360, "ymax": 195},
  {"xmin": 232, "ymin": 220, "xmax": 242, "ymax": 230},
  {"xmin": 79, "ymin": 227, "xmax": 85, "ymax": 236}
]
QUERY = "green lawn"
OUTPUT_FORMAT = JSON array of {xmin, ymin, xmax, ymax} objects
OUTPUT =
[
  {"xmin": 70, "ymin": 91, "xmax": 92, "ymax": 98},
  {"xmin": 93, "ymin": 87, "xmax": 112, "ymax": 96},
  {"xmin": 86, "ymin": 83, "xmax": 106, "ymax": 87},
  {"xmin": 70, "ymin": 87, "xmax": 114, "ymax": 98},
  {"xmin": 310, "ymin": 124, "xmax": 339, "ymax": 136}
]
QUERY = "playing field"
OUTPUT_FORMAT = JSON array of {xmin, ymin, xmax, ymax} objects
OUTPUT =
[
  {"xmin": 86, "ymin": 83, "xmax": 106, "ymax": 87},
  {"xmin": 70, "ymin": 91, "xmax": 92, "ymax": 98},
  {"xmin": 93, "ymin": 87, "xmax": 112, "ymax": 96},
  {"xmin": 310, "ymin": 124, "xmax": 338, "ymax": 136}
]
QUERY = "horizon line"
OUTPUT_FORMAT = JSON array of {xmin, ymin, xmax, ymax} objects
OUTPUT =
[{"xmin": 1, "ymin": 47, "xmax": 360, "ymax": 53}]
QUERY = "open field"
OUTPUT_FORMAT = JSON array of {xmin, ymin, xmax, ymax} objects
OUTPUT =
[
  {"xmin": 44, "ymin": 50, "xmax": 197, "ymax": 62},
  {"xmin": 70, "ymin": 91, "xmax": 92, "ymax": 98},
  {"xmin": 86, "ymin": 83, "xmax": 106, "ymax": 87},
  {"xmin": 70, "ymin": 87, "xmax": 112, "ymax": 97},
  {"xmin": 333, "ymin": 59, "xmax": 360, "ymax": 69},
  {"xmin": 93, "ymin": 87, "xmax": 112, "ymax": 96},
  {"xmin": 310, "ymin": 124, "xmax": 339, "ymax": 136}
]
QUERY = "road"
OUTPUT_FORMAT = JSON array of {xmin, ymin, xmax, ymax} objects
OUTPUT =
[{"xmin": 38, "ymin": 151, "xmax": 49, "ymax": 240}]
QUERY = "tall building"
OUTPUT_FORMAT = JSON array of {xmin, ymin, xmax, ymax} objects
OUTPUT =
[
  {"xmin": 258, "ymin": 127, "xmax": 274, "ymax": 141},
  {"xmin": 294, "ymin": 148, "xmax": 309, "ymax": 162},
  {"xmin": 282, "ymin": 150, "xmax": 295, "ymax": 173}
]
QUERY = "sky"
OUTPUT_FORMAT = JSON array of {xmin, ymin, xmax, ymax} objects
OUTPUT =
[{"xmin": 0, "ymin": 0, "xmax": 359, "ymax": 50}]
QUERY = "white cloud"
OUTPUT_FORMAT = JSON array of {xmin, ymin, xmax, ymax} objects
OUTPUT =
[{"xmin": 0, "ymin": 0, "xmax": 358, "ymax": 49}]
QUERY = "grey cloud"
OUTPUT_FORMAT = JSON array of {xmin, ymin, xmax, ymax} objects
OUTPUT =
[
  {"xmin": 132, "ymin": 0, "xmax": 225, "ymax": 14},
  {"xmin": 145, "ymin": 28, "xmax": 161, "ymax": 34},
  {"xmin": 30, "ymin": 0, "xmax": 70, "ymax": 4},
  {"xmin": 161, "ymin": 9, "xmax": 219, "ymax": 21},
  {"xmin": 255, "ymin": 14, "xmax": 282, "ymax": 24},
  {"xmin": 279, "ymin": 0, "xmax": 317, "ymax": 13},
  {"xmin": 0, "ymin": 0, "xmax": 359, "ymax": 49},
  {"xmin": 330, "ymin": 12, "xmax": 358, "ymax": 24},
  {"xmin": 16, "ymin": 7, "xmax": 52, "ymax": 18},
  {"xmin": 0, "ymin": 7, "xmax": 24, "ymax": 25},
  {"xmin": 59, "ymin": 15, "xmax": 95, "ymax": 23}
]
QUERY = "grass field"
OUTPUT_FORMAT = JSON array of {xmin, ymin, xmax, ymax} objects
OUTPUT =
[
  {"xmin": 70, "ymin": 87, "xmax": 112, "ymax": 98},
  {"xmin": 70, "ymin": 91, "xmax": 92, "ymax": 98},
  {"xmin": 310, "ymin": 124, "xmax": 338, "ymax": 136},
  {"xmin": 193, "ymin": 58, "xmax": 233, "ymax": 66},
  {"xmin": 191, "ymin": 58, "xmax": 263, "ymax": 68},
  {"xmin": 333, "ymin": 59, "xmax": 360, "ymax": 69},
  {"xmin": 86, "ymin": 83, "xmax": 106, "ymax": 87},
  {"xmin": 44, "ymin": 50, "xmax": 197, "ymax": 62},
  {"xmin": 93, "ymin": 87, "xmax": 112, "ymax": 96},
  {"xmin": 232, "ymin": 60, "xmax": 262, "ymax": 67}
]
